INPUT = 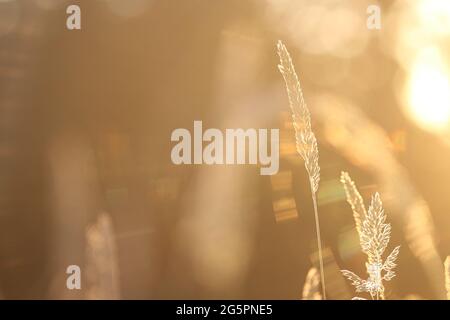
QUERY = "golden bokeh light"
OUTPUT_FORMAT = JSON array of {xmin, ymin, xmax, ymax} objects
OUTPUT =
[
  {"xmin": 417, "ymin": 0, "xmax": 450, "ymax": 36},
  {"xmin": 387, "ymin": 0, "xmax": 450, "ymax": 135},
  {"xmin": 266, "ymin": 0, "xmax": 370, "ymax": 58},
  {"xmin": 406, "ymin": 47, "xmax": 450, "ymax": 133}
]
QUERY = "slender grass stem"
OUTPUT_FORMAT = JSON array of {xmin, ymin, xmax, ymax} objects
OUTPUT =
[
  {"xmin": 277, "ymin": 41, "xmax": 327, "ymax": 299},
  {"xmin": 311, "ymin": 179, "xmax": 326, "ymax": 300}
]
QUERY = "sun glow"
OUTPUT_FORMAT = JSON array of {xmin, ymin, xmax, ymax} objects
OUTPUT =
[{"xmin": 406, "ymin": 48, "xmax": 450, "ymax": 133}]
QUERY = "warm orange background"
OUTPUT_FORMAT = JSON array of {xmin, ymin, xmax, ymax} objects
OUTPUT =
[{"xmin": 0, "ymin": 0, "xmax": 449, "ymax": 299}]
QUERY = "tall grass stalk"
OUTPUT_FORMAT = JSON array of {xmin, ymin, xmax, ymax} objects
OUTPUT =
[{"xmin": 277, "ymin": 41, "xmax": 326, "ymax": 299}]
